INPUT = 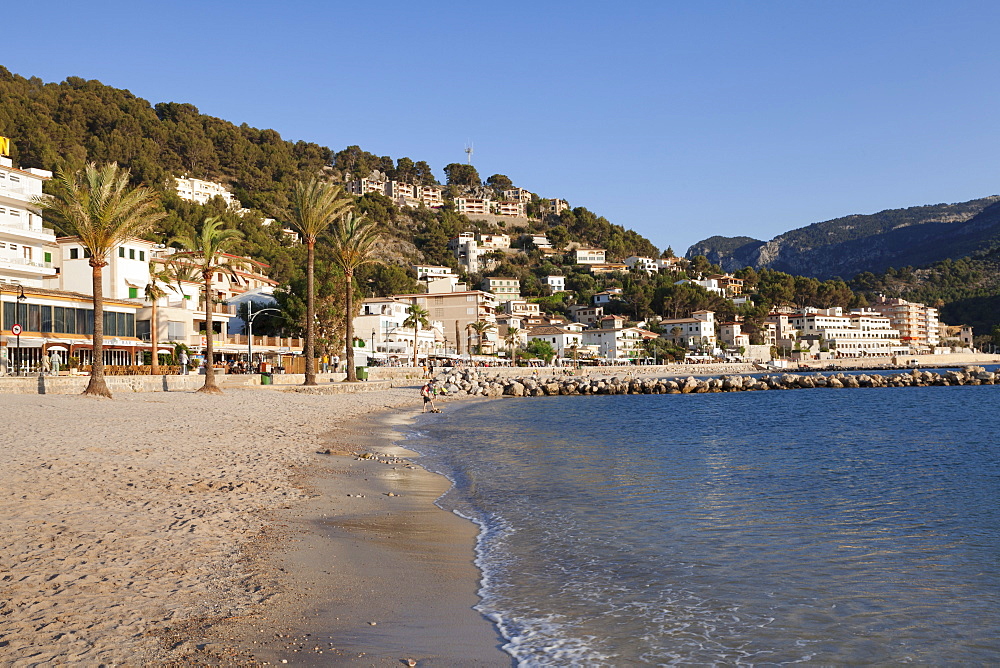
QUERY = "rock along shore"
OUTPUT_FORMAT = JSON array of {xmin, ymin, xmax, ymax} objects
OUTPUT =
[{"xmin": 435, "ymin": 366, "xmax": 998, "ymax": 397}]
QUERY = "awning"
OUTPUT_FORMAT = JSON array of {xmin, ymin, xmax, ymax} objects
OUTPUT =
[
  {"xmin": 46, "ymin": 345, "xmax": 69, "ymax": 352},
  {"xmin": 2, "ymin": 336, "xmax": 44, "ymax": 348}
]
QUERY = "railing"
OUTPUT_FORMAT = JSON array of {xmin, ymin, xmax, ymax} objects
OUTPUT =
[
  {"xmin": 0, "ymin": 219, "xmax": 56, "ymax": 235},
  {"xmin": 0, "ymin": 256, "xmax": 54, "ymax": 269}
]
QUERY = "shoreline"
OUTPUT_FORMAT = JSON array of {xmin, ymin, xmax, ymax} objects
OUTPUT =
[
  {"xmin": 0, "ymin": 386, "xmax": 507, "ymax": 666},
  {"xmin": 204, "ymin": 399, "xmax": 509, "ymax": 666}
]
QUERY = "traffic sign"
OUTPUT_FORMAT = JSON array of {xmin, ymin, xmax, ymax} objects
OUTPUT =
[{"xmin": 10, "ymin": 324, "xmax": 21, "ymax": 336}]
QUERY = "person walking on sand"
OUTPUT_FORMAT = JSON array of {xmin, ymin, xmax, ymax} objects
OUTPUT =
[
  {"xmin": 179, "ymin": 350, "xmax": 189, "ymax": 375},
  {"xmin": 50, "ymin": 350, "xmax": 62, "ymax": 376},
  {"xmin": 421, "ymin": 381, "xmax": 437, "ymax": 413}
]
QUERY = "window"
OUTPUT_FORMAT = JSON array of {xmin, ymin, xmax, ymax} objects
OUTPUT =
[
  {"xmin": 128, "ymin": 287, "xmax": 138, "ymax": 299},
  {"xmin": 70, "ymin": 248, "xmax": 79, "ymax": 259},
  {"xmin": 119, "ymin": 247, "xmax": 125, "ymax": 258},
  {"xmin": 129, "ymin": 249, "xmax": 135, "ymax": 260},
  {"xmin": 44, "ymin": 252, "xmax": 51, "ymax": 263},
  {"xmin": 139, "ymin": 251, "xmax": 145, "ymax": 261}
]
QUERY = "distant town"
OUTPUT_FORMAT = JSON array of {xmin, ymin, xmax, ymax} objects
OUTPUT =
[{"xmin": 0, "ymin": 144, "xmax": 975, "ymax": 374}]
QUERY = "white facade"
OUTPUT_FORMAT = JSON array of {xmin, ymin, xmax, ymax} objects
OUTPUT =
[
  {"xmin": 660, "ymin": 310, "xmax": 717, "ymax": 349},
  {"xmin": 476, "ymin": 232, "xmax": 510, "ymax": 249},
  {"xmin": 572, "ymin": 247, "xmax": 606, "ymax": 264},
  {"xmin": 789, "ymin": 309, "xmax": 905, "ymax": 357},
  {"xmin": 493, "ymin": 201, "xmax": 527, "ymax": 217},
  {"xmin": 625, "ymin": 256, "xmax": 659, "ymax": 274},
  {"xmin": 481, "ymin": 277, "xmax": 520, "ymax": 301},
  {"xmin": 870, "ymin": 295, "xmax": 941, "ymax": 352},
  {"xmin": 527, "ymin": 325, "xmax": 583, "ymax": 358},
  {"xmin": 174, "ymin": 176, "xmax": 241, "ymax": 209},
  {"xmin": 454, "ymin": 197, "xmax": 492, "ymax": 216},
  {"xmin": 582, "ymin": 325, "xmax": 645, "ymax": 360},
  {"xmin": 593, "ymin": 288, "xmax": 623, "ymax": 306},
  {"xmin": 56, "ymin": 237, "xmax": 155, "ymax": 300},
  {"xmin": 545, "ymin": 275, "xmax": 565, "ymax": 293},
  {"xmin": 0, "ymin": 156, "xmax": 56, "ymax": 288},
  {"xmin": 502, "ymin": 188, "xmax": 533, "ymax": 203},
  {"xmin": 355, "ymin": 297, "xmax": 442, "ymax": 358}
]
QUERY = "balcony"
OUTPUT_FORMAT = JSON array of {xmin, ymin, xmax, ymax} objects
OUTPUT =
[{"xmin": 0, "ymin": 255, "xmax": 57, "ymax": 276}]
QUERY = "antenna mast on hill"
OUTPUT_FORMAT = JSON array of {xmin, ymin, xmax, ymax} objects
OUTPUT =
[{"xmin": 465, "ymin": 142, "xmax": 474, "ymax": 164}]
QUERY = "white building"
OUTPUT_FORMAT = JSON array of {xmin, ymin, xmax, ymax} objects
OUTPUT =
[
  {"xmin": 624, "ymin": 256, "xmax": 659, "ymax": 274},
  {"xmin": 481, "ymin": 277, "xmax": 520, "ymax": 301},
  {"xmin": 502, "ymin": 188, "xmax": 533, "ymax": 203},
  {"xmin": 593, "ymin": 288, "xmax": 623, "ymax": 306},
  {"xmin": 527, "ymin": 325, "xmax": 584, "ymax": 358},
  {"xmin": 476, "ymin": 232, "xmax": 510, "ymax": 249},
  {"xmin": 674, "ymin": 277, "xmax": 724, "ymax": 295},
  {"xmin": 174, "ymin": 176, "xmax": 241, "ymax": 209},
  {"xmin": 493, "ymin": 201, "xmax": 527, "ymax": 217},
  {"xmin": 454, "ymin": 197, "xmax": 492, "ymax": 216},
  {"xmin": 789, "ymin": 308, "xmax": 906, "ymax": 358},
  {"xmin": 0, "ymin": 152, "xmax": 56, "ymax": 289},
  {"xmin": 419, "ymin": 185, "xmax": 445, "ymax": 208},
  {"xmin": 355, "ymin": 297, "xmax": 443, "ymax": 359},
  {"xmin": 659, "ymin": 310, "xmax": 717, "ymax": 350},
  {"xmin": 545, "ymin": 275, "xmax": 565, "ymax": 293},
  {"xmin": 581, "ymin": 321, "xmax": 646, "ymax": 360},
  {"xmin": 571, "ymin": 247, "xmax": 607, "ymax": 264}
]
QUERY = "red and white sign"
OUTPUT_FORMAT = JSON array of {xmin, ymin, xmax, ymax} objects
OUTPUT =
[{"xmin": 10, "ymin": 324, "xmax": 21, "ymax": 336}]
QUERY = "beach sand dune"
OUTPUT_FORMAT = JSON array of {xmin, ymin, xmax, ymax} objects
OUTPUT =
[{"xmin": 0, "ymin": 386, "xmax": 505, "ymax": 666}]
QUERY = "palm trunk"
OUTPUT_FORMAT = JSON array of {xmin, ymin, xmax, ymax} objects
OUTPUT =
[
  {"xmin": 345, "ymin": 269, "xmax": 356, "ymax": 381},
  {"xmin": 150, "ymin": 299, "xmax": 160, "ymax": 375},
  {"xmin": 84, "ymin": 263, "xmax": 113, "ymax": 398},
  {"xmin": 199, "ymin": 273, "xmax": 222, "ymax": 393},
  {"xmin": 304, "ymin": 239, "xmax": 317, "ymax": 385}
]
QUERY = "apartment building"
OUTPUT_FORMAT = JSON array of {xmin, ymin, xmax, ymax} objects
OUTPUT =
[
  {"xmin": 390, "ymin": 289, "xmax": 497, "ymax": 355},
  {"xmin": 659, "ymin": 310, "xmax": 717, "ymax": 349},
  {"xmin": 789, "ymin": 308, "xmax": 906, "ymax": 357},
  {"xmin": 419, "ymin": 185, "xmax": 445, "ymax": 208},
  {"xmin": 355, "ymin": 297, "xmax": 442, "ymax": 358},
  {"xmin": 174, "ymin": 176, "xmax": 241, "ymax": 208},
  {"xmin": 593, "ymin": 288, "xmax": 623, "ymax": 306},
  {"xmin": 568, "ymin": 304, "xmax": 604, "ymax": 326},
  {"xmin": 582, "ymin": 324, "xmax": 645, "ymax": 360},
  {"xmin": 0, "ymin": 151, "xmax": 57, "ymax": 289},
  {"xmin": 502, "ymin": 188, "xmax": 533, "ymax": 203},
  {"xmin": 454, "ymin": 197, "xmax": 492, "ymax": 216},
  {"xmin": 476, "ymin": 233, "xmax": 511, "ymax": 249},
  {"xmin": 345, "ymin": 177, "xmax": 389, "ymax": 197},
  {"xmin": 709, "ymin": 274, "xmax": 745, "ymax": 296},
  {"xmin": 494, "ymin": 201, "xmax": 527, "ymax": 217},
  {"xmin": 500, "ymin": 299, "xmax": 540, "ymax": 317},
  {"xmin": 869, "ymin": 295, "xmax": 940, "ymax": 352},
  {"xmin": 718, "ymin": 321, "xmax": 750, "ymax": 349},
  {"xmin": 481, "ymin": 277, "xmax": 520, "ymax": 301},
  {"xmin": 546, "ymin": 198, "xmax": 569, "ymax": 215}
]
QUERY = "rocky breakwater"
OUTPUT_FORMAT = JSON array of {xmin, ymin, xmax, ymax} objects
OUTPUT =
[{"xmin": 435, "ymin": 366, "xmax": 998, "ymax": 398}]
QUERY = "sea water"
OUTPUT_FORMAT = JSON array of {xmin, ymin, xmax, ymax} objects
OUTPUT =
[{"xmin": 407, "ymin": 384, "xmax": 1000, "ymax": 665}]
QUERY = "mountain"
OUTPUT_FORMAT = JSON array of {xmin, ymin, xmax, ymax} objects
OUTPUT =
[{"xmin": 687, "ymin": 197, "xmax": 1000, "ymax": 279}]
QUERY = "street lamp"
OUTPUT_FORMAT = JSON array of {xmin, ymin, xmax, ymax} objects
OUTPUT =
[
  {"xmin": 16, "ymin": 286, "xmax": 26, "ymax": 376},
  {"xmin": 370, "ymin": 328, "xmax": 376, "ymax": 353},
  {"xmin": 246, "ymin": 303, "xmax": 280, "ymax": 372}
]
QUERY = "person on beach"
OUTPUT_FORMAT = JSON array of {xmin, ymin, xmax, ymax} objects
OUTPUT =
[
  {"xmin": 179, "ymin": 350, "xmax": 189, "ymax": 375},
  {"xmin": 41, "ymin": 354, "xmax": 51, "ymax": 375},
  {"xmin": 421, "ymin": 382, "xmax": 437, "ymax": 413},
  {"xmin": 50, "ymin": 350, "xmax": 61, "ymax": 375}
]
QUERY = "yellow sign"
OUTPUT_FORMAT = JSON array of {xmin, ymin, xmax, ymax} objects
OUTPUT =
[{"xmin": 0, "ymin": 136, "xmax": 9, "ymax": 156}]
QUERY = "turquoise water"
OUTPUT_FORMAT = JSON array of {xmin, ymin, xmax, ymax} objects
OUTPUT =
[{"xmin": 408, "ymin": 385, "xmax": 1000, "ymax": 665}]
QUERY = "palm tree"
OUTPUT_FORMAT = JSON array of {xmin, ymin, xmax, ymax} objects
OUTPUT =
[
  {"xmin": 34, "ymin": 162, "xmax": 163, "ymax": 398},
  {"xmin": 403, "ymin": 303, "xmax": 430, "ymax": 369},
  {"xmin": 145, "ymin": 259, "xmax": 197, "ymax": 374},
  {"xmin": 144, "ymin": 262, "xmax": 171, "ymax": 375},
  {"xmin": 330, "ymin": 212, "xmax": 382, "ymax": 381},
  {"xmin": 172, "ymin": 216, "xmax": 247, "ymax": 394},
  {"xmin": 468, "ymin": 320, "xmax": 495, "ymax": 355},
  {"xmin": 287, "ymin": 178, "xmax": 353, "ymax": 385},
  {"xmin": 504, "ymin": 327, "xmax": 522, "ymax": 360}
]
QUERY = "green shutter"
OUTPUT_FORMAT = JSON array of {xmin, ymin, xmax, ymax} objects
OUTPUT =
[
  {"xmin": 44, "ymin": 252, "xmax": 51, "ymax": 263},
  {"xmin": 129, "ymin": 287, "xmax": 138, "ymax": 299}
]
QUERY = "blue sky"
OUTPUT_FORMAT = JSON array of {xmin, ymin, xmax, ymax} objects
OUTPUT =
[{"xmin": 4, "ymin": 1, "xmax": 999, "ymax": 254}]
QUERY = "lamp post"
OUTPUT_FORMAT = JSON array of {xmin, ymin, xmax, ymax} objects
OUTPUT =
[
  {"xmin": 246, "ymin": 303, "xmax": 280, "ymax": 373},
  {"xmin": 370, "ymin": 328, "xmax": 376, "ymax": 354},
  {"xmin": 16, "ymin": 286, "xmax": 26, "ymax": 376}
]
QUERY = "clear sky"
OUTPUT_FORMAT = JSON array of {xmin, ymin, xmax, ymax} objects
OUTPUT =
[{"xmin": 4, "ymin": 1, "xmax": 999, "ymax": 254}]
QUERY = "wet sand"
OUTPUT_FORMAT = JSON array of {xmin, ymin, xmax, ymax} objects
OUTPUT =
[{"xmin": 0, "ymin": 386, "xmax": 507, "ymax": 666}]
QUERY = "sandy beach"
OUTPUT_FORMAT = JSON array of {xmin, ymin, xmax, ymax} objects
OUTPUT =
[{"xmin": 0, "ymin": 385, "xmax": 508, "ymax": 666}]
